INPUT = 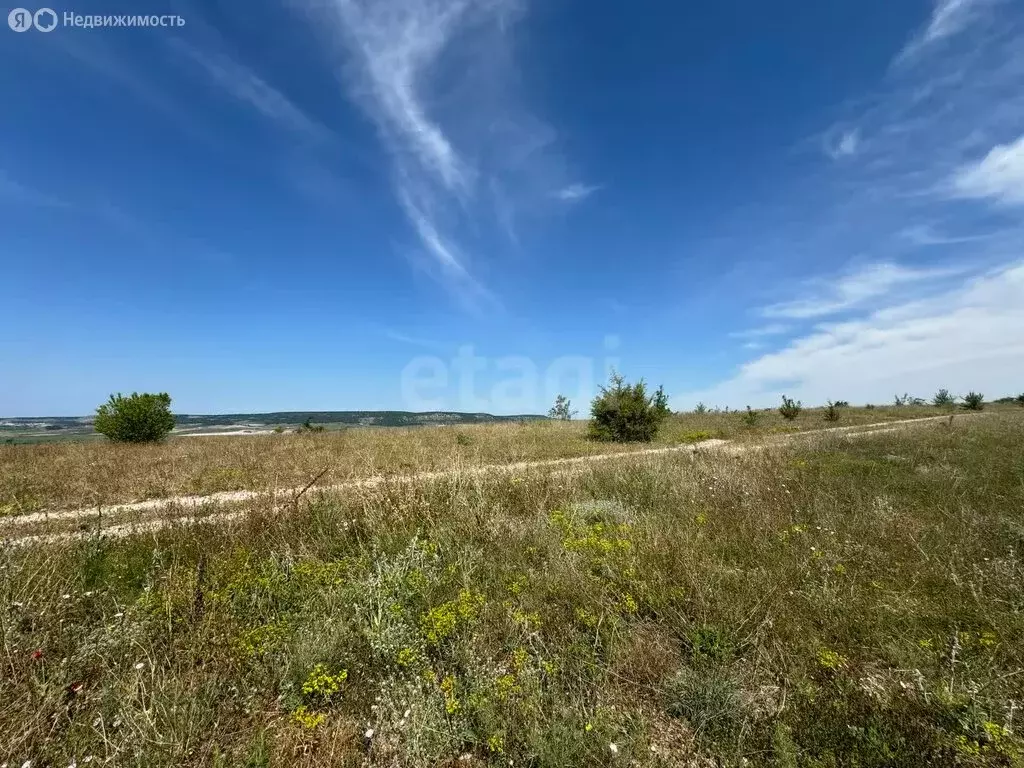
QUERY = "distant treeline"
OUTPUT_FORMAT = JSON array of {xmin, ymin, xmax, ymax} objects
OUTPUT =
[{"xmin": 177, "ymin": 411, "xmax": 544, "ymax": 427}]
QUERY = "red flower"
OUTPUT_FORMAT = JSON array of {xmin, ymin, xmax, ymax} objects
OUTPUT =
[{"xmin": 30, "ymin": 649, "xmax": 43, "ymax": 660}]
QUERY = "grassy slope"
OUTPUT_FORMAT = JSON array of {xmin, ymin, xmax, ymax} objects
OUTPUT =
[
  {"xmin": 0, "ymin": 404, "xmax": 988, "ymax": 513},
  {"xmin": 2, "ymin": 411, "xmax": 1023, "ymax": 766}
]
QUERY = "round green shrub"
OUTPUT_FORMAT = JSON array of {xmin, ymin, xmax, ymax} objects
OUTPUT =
[{"xmin": 94, "ymin": 392, "xmax": 176, "ymax": 443}]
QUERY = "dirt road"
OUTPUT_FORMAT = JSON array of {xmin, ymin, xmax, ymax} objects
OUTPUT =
[{"xmin": 1, "ymin": 414, "xmax": 960, "ymax": 546}]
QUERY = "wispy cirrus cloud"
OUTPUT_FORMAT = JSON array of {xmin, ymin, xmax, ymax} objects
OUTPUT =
[
  {"xmin": 300, "ymin": 0, "xmax": 576, "ymax": 308},
  {"xmin": 898, "ymin": 0, "xmax": 999, "ymax": 62},
  {"xmin": 379, "ymin": 327, "xmax": 449, "ymax": 352},
  {"xmin": 950, "ymin": 133, "xmax": 1024, "ymax": 205},
  {"xmin": 324, "ymin": 0, "xmax": 477, "ymax": 194},
  {"xmin": 0, "ymin": 170, "xmax": 70, "ymax": 209},
  {"xmin": 899, "ymin": 223, "xmax": 996, "ymax": 246},
  {"xmin": 728, "ymin": 323, "xmax": 791, "ymax": 339},
  {"xmin": 554, "ymin": 183, "xmax": 601, "ymax": 202},
  {"xmin": 174, "ymin": 42, "xmax": 332, "ymax": 144},
  {"xmin": 762, "ymin": 262, "xmax": 966, "ymax": 320}
]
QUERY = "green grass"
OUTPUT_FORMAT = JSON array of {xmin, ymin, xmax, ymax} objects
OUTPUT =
[{"xmin": 2, "ymin": 413, "xmax": 1023, "ymax": 766}]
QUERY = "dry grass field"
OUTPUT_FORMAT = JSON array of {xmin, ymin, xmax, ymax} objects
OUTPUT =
[
  {"xmin": 1, "ymin": 407, "xmax": 1023, "ymax": 766},
  {"xmin": 0, "ymin": 405, "xmax": 970, "ymax": 514}
]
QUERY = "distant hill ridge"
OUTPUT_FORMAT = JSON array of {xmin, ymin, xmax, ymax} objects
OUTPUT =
[
  {"xmin": 2, "ymin": 411, "xmax": 546, "ymax": 429},
  {"xmin": 174, "ymin": 411, "xmax": 545, "ymax": 428}
]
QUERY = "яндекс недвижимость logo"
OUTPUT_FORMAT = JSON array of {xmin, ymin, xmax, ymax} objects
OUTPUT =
[
  {"xmin": 8, "ymin": 8, "xmax": 57, "ymax": 32},
  {"xmin": 8, "ymin": 8, "xmax": 184, "ymax": 31}
]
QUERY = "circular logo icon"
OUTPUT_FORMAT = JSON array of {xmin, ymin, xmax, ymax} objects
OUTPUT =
[
  {"xmin": 34, "ymin": 7, "xmax": 58, "ymax": 32},
  {"xmin": 8, "ymin": 8, "xmax": 33, "ymax": 31}
]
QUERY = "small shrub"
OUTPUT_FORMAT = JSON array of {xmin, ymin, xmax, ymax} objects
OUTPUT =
[
  {"xmin": 933, "ymin": 389, "xmax": 955, "ymax": 407},
  {"xmin": 455, "ymin": 432, "xmax": 472, "ymax": 446},
  {"xmin": 588, "ymin": 372, "xmax": 670, "ymax": 442},
  {"xmin": 694, "ymin": 402, "xmax": 708, "ymax": 415},
  {"xmin": 865, "ymin": 403, "xmax": 876, "ymax": 409},
  {"xmin": 894, "ymin": 393, "xmax": 926, "ymax": 406},
  {"xmin": 297, "ymin": 418, "xmax": 325, "ymax": 433},
  {"xmin": 741, "ymin": 406, "xmax": 760, "ymax": 427},
  {"xmin": 962, "ymin": 392, "xmax": 985, "ymax": 411},
  {"xmin": 833, "ymin": 400, "xmax": 850, "ymax": 408},
  {"xmin": 823, "ymin": 401, "xmax": 841, "ymax": 422},
  {"xmin": 653, "ymin": 385, "xmax": 671, "ymax": 420},
  {"xmin": 94, "ymin": 392, "xmax": 175, "ymax": 443},
  {"xmin": 547, "ymin": 394, "xmax": 577, "ymax": 421},
  {"xmin": 778, "ymin": 395, "xmax": 802, "ymax": 421},
  {"xmin": 1016, "ymin": 393, "xmax": 1024, "ymax": 407}
]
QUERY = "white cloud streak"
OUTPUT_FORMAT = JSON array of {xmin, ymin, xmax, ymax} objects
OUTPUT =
[
  {"xmin": 951, "ymin": 133, "xmax": 1024, "ymax": 205},
  {"xmin": 554, "ymin": 183, "xmax": 601, "ymax": 202},
  {"xmin": 0, "ymin": 170, "xmax": 70, "ymax": 209},
  {"xmin": 728, "ymin": 323, "xmax": 791, "ymax": 339},
  {"xmin": 922, "ymin": 0, "xmax": 991, "ymax": 44},
  {"xmin": 762, "ymin": 262, "xmax": 965, "ymax": 320},
  {"xmin": 899, "ymin": 224, "xmax": 996, "ymax": 246},
  {"xmin": 825, "ymin": 128, "xmax": 860, "ymax": 159},
  {"xmin": 175, "ymin": 42, "xmax": 331, "ymax": 144},
  {"xmin": 681, "ymin": 261, "xmax": 1024, "ymax": 408},
  {"xmin": 899, "ymin": 0, "xmax": 997, "ymax": 61},
  {"xmin": 326, "ymin": 0, "xmax": 478, "ymax": 193},
  {"xmin": 304, "ymin": 0, "xmax": 571, "ymax": 307}
]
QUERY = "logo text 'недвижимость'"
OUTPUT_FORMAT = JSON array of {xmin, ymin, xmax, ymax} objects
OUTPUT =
[{"xmin": 8, "ymin": 8, "xmax": 185, "ymax": 32}]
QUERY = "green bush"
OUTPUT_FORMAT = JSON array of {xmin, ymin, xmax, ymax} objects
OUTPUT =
[
  {"xmin": 547, "ymin": 394, "xmax": 576, "ymax": 420},
  {"xmin": 93, "ymin": 392, "xmax": 175, "ymax": 443},
  {"xmin": 297, "ymin": 418, "xmax": 325, "ymax": 433},
  {"xmin": 1016, "ymin": 393, "xmax": 1024, "ymax": 407},
  {"xmin": 932, "ymin": 388, "xmax": 955, "ymax": 407},
  {"xmin": 896, "ymin": 393, "xmax": 926, "ymax": 406},
  {"xmin": 823, "ymin": 401, "xmax": 841, "ymax": 422},
  {"xmin": 741, "ymin": 406, "xmax": 760, "ymax": 427},
  {"xmin": 778, "ymin": 395, "xmax": 802, "ymax": 421},
  {"xmin": 962, "ymin": 392, "xmax": 985, "ymax": 411},
  {"xmin": 587, "ymin": 373, "xmax": 669, "ymax": 442}
]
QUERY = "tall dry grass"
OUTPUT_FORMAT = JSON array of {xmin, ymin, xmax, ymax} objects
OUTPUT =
[{"xmin": 0, "ymin": 405, "xmax": 965, "ymax": 513}]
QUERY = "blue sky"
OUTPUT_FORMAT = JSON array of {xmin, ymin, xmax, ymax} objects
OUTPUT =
[{"xmin": 2, "ymin": 0, "xmax": 1023, "ymax": 416}]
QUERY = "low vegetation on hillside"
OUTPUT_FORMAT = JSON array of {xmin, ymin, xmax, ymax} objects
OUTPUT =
[
  {"xmin": 1, "ymin": 401, "xmax": 994, "ymax": 514},
  {"xmin": 1, "ymin": 413, "xmax": 1022, "ymax": 766}
]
